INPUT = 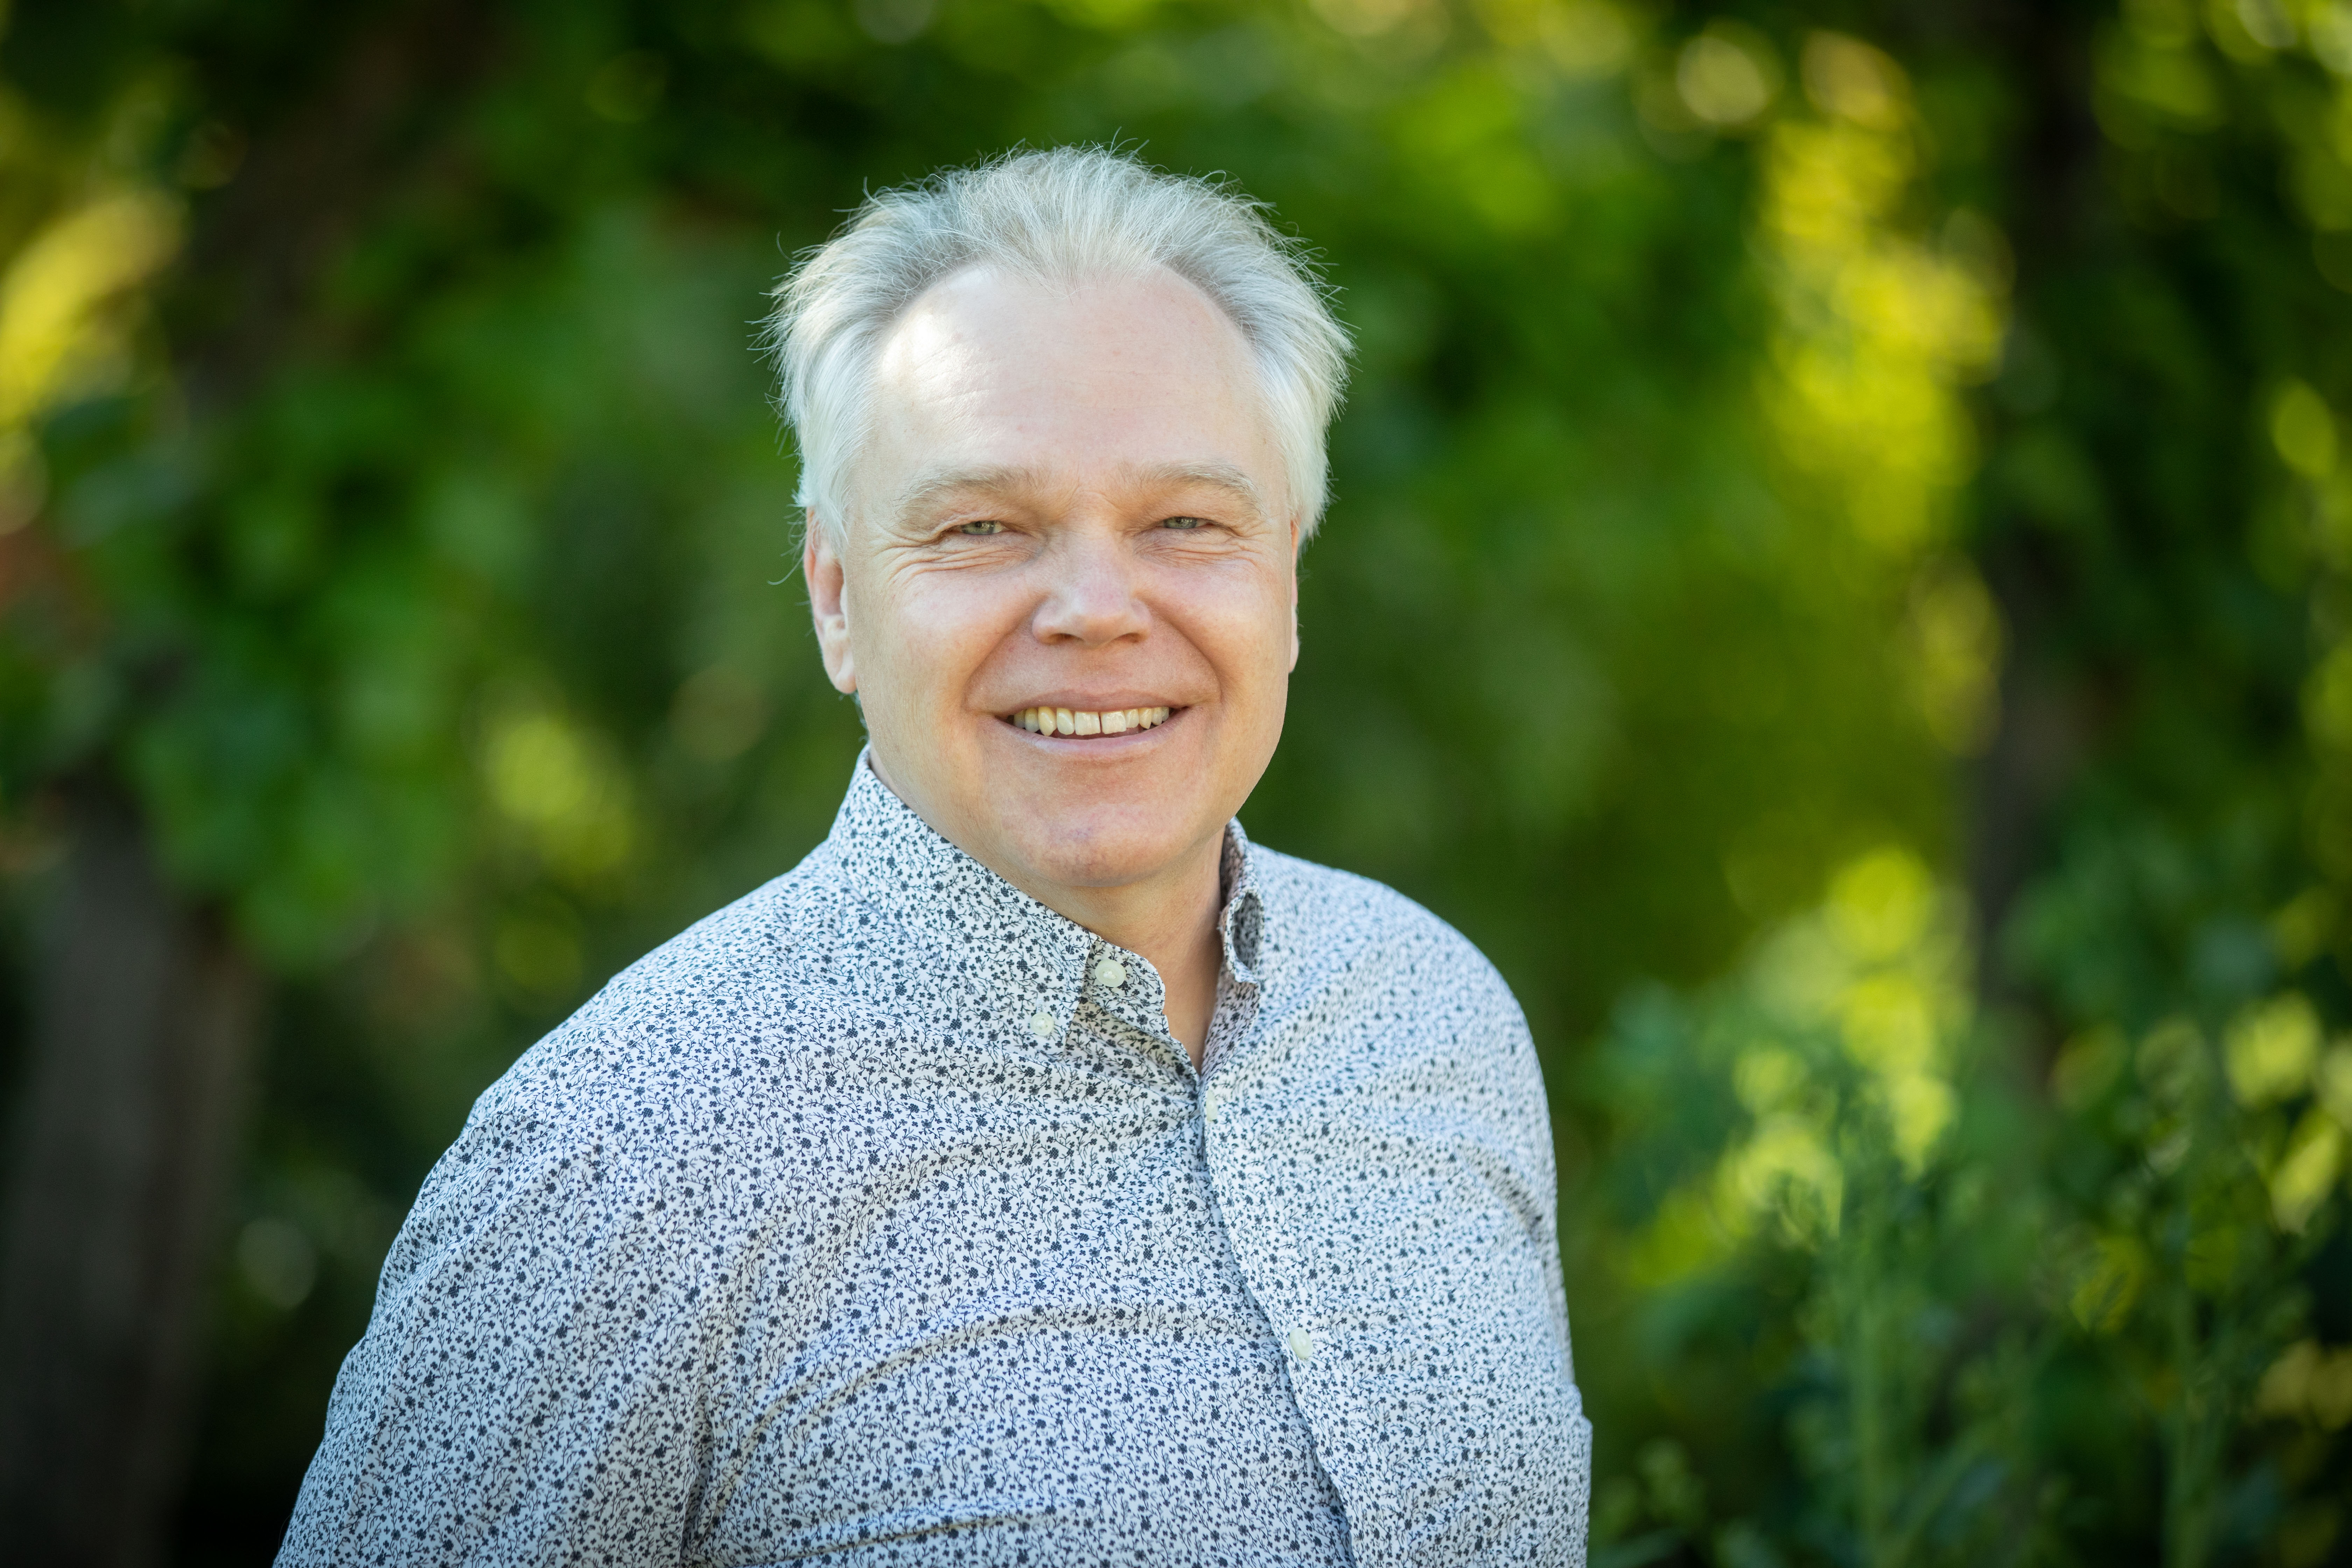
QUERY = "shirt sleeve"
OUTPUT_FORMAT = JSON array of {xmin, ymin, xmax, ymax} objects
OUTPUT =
[
  {"xmin": 1511, "ymin": 1004, "xmax": 1577, "ymax": 1387},
  {"xmin": 277, "ymin": 1068, "xmax": 717, "ymax": 1567},
  {"xmin": 1494, "ymin": 985, "xmax": 1591, "ymax": 1563}
]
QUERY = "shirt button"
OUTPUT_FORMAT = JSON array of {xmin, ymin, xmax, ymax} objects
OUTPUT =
[
  {"xmin": 1286, "ymin": 1326, "xmax": 1314, "ymax": 1362},
  {"xmin": 1027, "ymin": 1010, "xmax": 1056, "ymax": 1039},
  {"xmin": 1093, "ymin": 958, "xmax": 1127, "ymax": 989},
  {"xmin": 1204, "ymin": 1092, "xmax": 1222, "ymax": 1122}
]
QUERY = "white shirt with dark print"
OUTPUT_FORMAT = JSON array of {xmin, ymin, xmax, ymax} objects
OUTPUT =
[{"xmin": 280, "ymin": 755, "xmax": 1590, "ymax": 1567}]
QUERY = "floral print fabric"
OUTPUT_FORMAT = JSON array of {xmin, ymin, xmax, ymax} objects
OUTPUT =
[{"xmin": 280, "ymin": 755, "xmax": 1590, "ymax": 1566}]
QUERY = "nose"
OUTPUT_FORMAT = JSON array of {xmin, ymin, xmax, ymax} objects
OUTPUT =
[{"xmin": 1031, "ymin": 530, "xmax": 1148, "ymax": 647}]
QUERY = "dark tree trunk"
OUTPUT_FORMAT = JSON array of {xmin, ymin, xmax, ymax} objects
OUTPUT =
[
  {"xmin": 0, "ymin": 795, "xmax": 260, "ymax": 1567},
  {"xmin": 1956, "ymin": 1, "xmax": 2105, "ymax": 1018},
  {"xmin": 0, "ymin": 10, "xmax": 491, "ymax": 1558}
]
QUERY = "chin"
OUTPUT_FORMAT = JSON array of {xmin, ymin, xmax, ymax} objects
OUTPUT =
[{"xmin": 997, "ymin": 807, "xmax": 1197, "ymax": 891}]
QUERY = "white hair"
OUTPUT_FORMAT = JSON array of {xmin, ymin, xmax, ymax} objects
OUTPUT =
[{"xmin": 764, "ymin": 146, "xmax": 1352, "ymax": 541}]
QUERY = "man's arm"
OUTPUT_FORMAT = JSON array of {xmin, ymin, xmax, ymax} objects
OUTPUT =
[{"xmin": 277, "ymin": 1084, "xmax": 712, "ymax": 1566}]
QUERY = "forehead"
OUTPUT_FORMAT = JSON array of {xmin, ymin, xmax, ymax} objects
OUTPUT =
[{"xmin": 862, "ymin": 264, "xmax": 1277, "ymax": 511}]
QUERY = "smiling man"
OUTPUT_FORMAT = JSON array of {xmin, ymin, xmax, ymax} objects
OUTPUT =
[{"xmin": 281, "ymin": 149, "xmax": 1590, "ymax": 1568}]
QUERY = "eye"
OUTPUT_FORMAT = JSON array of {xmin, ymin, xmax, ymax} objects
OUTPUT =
[
  {"xmin": 955, "ymin": 520, "xmax": 1006, "ymax": 536},
  {"xmin": 1159, "ymin": 516, "xmax": 1209, "ymax": 531}
]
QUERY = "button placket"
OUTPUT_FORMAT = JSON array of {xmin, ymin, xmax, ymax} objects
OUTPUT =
[
  {"xmin": 1009, "ymin": 925, "xmax": 1095, "ymax": 1047},
  {"xmin": 1207, "ymin": 1105, "xmax": 1328, "ymax": 1450}
]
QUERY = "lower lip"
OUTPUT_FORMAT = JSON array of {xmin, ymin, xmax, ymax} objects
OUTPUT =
[{"xmin": 998, "ymin": 709, "xmax": 1185, "ymax": 746}]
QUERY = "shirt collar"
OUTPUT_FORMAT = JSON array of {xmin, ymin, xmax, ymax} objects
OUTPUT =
[
  {"xmin": 824, "ymin": 751, "xmax": 1268, "ymax": 1045},
  {"xmin": 1217, "ymin": 816, "xmax": 1266, "ymax": 986}
]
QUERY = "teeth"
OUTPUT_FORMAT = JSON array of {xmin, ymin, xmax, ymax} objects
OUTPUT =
[{"xmin": 1009, "ymin": 706, "xmax": 1172, "ymax": 735}]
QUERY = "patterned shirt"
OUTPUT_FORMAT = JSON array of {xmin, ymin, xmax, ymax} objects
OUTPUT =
[{"xmin": 281, "ymin": 756, "xmax": 1591, "ymax": 1567}]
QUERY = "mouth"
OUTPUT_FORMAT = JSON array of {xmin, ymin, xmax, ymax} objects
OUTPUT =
[{"xmin": 1003, "ymin": 704, "xmax": 1176, "ymax": 737}]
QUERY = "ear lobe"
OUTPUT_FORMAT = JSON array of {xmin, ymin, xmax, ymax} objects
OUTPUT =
[{"xmin": 804, "ymin": 514, "xmax": 858, "ymax": 695}]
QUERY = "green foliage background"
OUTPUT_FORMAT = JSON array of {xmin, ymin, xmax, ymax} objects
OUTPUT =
[{"xmin": 2, "ymin": 0, "xmax": 2350, "ymax": 1562}]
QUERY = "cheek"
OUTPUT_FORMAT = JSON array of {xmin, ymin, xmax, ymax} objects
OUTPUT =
[
  {"xmin": 851, "ymin": 568, "xmax": 1020, "ymax": 704},
  {"xmin": 1183, "ymin": 567, "xmax": 1296, "ymax": 698}
]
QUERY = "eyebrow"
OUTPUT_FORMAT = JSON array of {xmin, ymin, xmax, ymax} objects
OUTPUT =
[
  {"xmin": 892, "ymin": 464, "xmax": 1051, "ymax": 518},
  {"xmin": 890, "ymin": 461, "xmax": 1267, "ymax": 522}
]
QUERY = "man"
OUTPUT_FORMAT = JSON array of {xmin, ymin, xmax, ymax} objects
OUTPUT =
[{"xmin": 282, "ymin": 147, "xmax": 1590, "ymax": 1567}]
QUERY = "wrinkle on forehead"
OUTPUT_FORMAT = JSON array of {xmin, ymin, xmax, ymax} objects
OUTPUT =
[
  {"xmin": 853, "ymin": 265, "xmax": 1283, "ymax": 536},
  {"xmin": 879, "ymin": 264, "xmax": 1255, "ymax": 392}
]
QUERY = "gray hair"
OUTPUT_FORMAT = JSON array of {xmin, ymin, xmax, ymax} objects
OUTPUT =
[{"xmin": 764, "ymin": 147, "xmax": 1352, "ymax": 541}]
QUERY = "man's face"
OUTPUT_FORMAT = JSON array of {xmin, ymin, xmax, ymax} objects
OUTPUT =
[{"xmin": 805, "ymin": 264, "xmax": 1298, "ymax": 902}]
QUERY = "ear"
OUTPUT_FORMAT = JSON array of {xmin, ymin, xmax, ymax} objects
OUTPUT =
[
  {"xmin": 1286, "ymin": 516, "xmax": 1303, "ymax": 672},
  {"xmin": 804, "ymin": 513, "xmax": 857, "ymax": 694}
]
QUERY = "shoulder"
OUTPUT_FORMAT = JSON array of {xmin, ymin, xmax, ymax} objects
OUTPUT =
[
  {"xmin": 1247, "ymin": 842, "xmax": 1521, "ymax": 1017},
  {"xmin": 493, "ymin": 845, "xmax": 859, "ymax": 1115},
  {"xmin": 1243, "ymin": 841, "xmax": 1548, "ymax": 1121},
  {"xmin": 419, "ymin": 847, "xmax": 870, "ymax": 1233},
  {"xmin": 370, "ymin": 867, "xmax": 853, "ymax": 1359}
]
